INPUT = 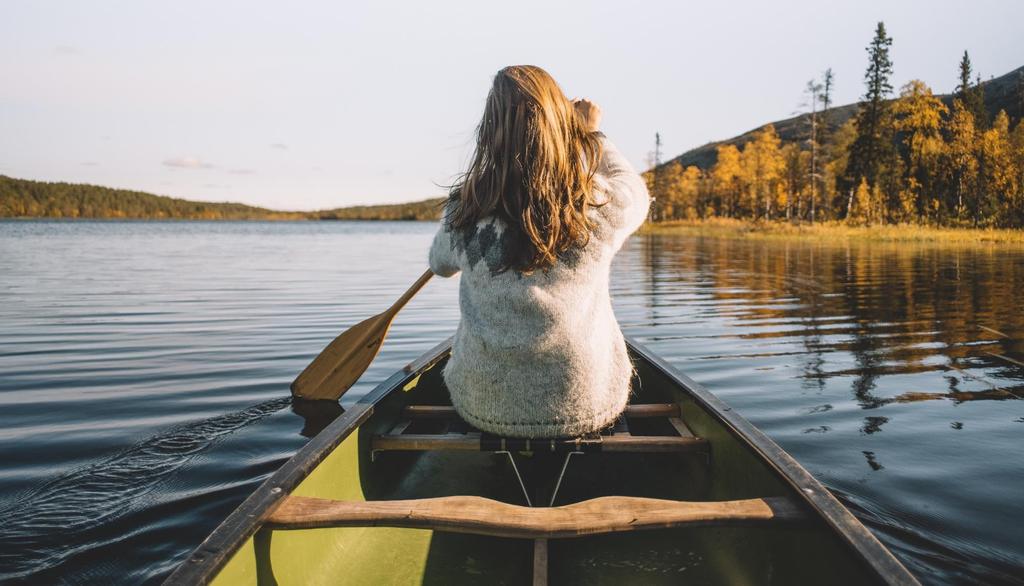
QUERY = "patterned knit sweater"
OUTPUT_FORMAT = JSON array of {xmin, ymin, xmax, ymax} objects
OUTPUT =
[{"xmin": 428, "ymin": 134, "xmax": 651, "ymax": 438}]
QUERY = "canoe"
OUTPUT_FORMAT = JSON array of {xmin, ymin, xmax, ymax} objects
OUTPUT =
[{"xmin": 165, "ymin": 337, "xmax": 919, "ymax": 585}]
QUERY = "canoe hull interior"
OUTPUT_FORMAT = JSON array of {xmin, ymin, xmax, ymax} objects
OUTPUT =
[{"xmin": 204, "ymin": 346, "xmax": 883, "ymax": 585}]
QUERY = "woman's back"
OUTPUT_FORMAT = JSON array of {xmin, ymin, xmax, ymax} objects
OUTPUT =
[{"xmin": 429, "ymin": 133, "xmax": 650, "ymax": 438}]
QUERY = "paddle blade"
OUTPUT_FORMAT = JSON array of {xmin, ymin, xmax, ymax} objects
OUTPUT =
[{"xmin": 291, "ymin": 311, "xmax": 394, "ymax": 401}]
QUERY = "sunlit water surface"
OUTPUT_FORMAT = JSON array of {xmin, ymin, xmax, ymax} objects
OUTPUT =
[{"xmin": 1, "ymin": 220, "xmax": 1022, "ymax": 584}]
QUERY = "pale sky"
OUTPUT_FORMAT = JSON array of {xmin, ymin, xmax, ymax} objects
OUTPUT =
[{"xmin": 2, "ymin": 1, "xmax": 1022, "ymax": 211}]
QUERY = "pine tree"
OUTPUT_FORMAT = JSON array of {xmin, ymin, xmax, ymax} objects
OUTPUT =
[
  {"xmin": 846, "ymin": 22, "xmax": 898, "ymax": 215},
  {"xmin": 1017, "ymin": 71, "xmax": 1024, "ymax": 122},
  {"xmin": 816, "ymin": 68, "xmax": 836, "ymax": 221},
  {"xmin": 956, "ymin": 51, "xmax": 988, "ymax": 129},
  {"xmin": 650, "ymin": 132, "xmax": 664, "ymax": 220},
  {"xmin": 957, "ymin": 51, "xmax": 973, "ymax": 99},
  {"xmin": 974, "ymin": 73, "xmax": 989, "ymax": 130},
  {"xmin": 803, "ymin": 78, "xmax": 824, "ymax": 222},
  {"xmin": 820, "ymin": 68, "xmax": 835, "ymax": 143}
]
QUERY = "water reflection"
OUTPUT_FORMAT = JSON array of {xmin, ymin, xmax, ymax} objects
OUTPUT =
[
  {"xmin": 614, "ymin": 233, "xmax": 1024, "ymax": 584},
  {"xmin": 633, "ymin": 234, "xmax": 1024, "ymax": 408}
]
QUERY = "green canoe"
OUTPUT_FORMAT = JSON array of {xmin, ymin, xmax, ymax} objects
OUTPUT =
[{"xmin": 165, "ymin": 337, "xmax": 919, "ymax": 585}]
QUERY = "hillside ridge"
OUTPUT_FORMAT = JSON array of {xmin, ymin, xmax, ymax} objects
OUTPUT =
[{"xmin": 665, "ymin": 64, "xmax": 1024, "ymax": 171}]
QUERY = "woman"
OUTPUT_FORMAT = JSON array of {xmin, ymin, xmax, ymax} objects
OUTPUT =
[{"xmin": 428, "ymin": 65, "xmax": 650, "ymax": 439}]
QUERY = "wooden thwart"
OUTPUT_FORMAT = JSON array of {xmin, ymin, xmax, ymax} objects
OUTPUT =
[
  {"xmin": 375, "ymin": 402, "xmax": 704, "ymax": 454},
  {"xmin": 371, "ymin": 431, "xmax": 706, "ymax": 453},
  {"xmin": 401, "ymin": 403, "xmax": 680, "ymax": 419},
  {"xmin": 266, "ymin": 494, "xmax": 809, "ymax": 538}
]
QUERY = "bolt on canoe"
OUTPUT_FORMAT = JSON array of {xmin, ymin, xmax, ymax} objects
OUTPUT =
[{"xmin": 165, "ymin": 337, "xmax": 919, "ymax": 585}]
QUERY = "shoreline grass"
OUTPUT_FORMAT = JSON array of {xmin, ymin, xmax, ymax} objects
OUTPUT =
[{"xmin": 642, "ymin": 218, "xmax": 1024, "ymax": 245}]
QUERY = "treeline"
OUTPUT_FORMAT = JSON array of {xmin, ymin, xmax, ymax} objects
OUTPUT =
[
  {"xmin": 0, "ymin": 175, "xmax": 305, "ymax": 220},
  {"xmin": 315, "ymin": 198, "xmax": 444, "ymax": 221},
  {"xmin": 0, "ymin": 175, "xmax": 445, "ymax": 221},
  {"xmin": 647, "ymin": 23, "xmax": 1024, "ymax": 228}
]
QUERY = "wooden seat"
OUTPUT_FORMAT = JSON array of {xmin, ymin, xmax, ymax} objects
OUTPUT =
[
  {"xmin": 266, "ymin": 494, "xmax": 810, "ymax": 538},
  {"xmin": 371, "ymin": 403, "xmax": 708, "ymax": 455}
]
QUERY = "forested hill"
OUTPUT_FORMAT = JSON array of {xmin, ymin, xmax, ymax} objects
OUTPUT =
[
  {"xmin": 669, "ymin": 64, "xmax": 1024, "ymax": 171},
  {"xmin": 0, "ymin": 175, "xmax": 306, "ymax": 220},
  {"xmin": 0, "ymin": 175, "xmax": 445, "ymax": 220}
]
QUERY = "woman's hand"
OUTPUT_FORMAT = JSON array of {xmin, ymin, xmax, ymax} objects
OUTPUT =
[{"xmin": 573, "ymin": 98, "xmax": 602, "ymax": 133}]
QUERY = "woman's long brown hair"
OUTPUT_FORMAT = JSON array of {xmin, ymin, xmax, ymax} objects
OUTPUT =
[{"xmin": 446, "ymin": 65, "xmax": 603, "ymax": 273}]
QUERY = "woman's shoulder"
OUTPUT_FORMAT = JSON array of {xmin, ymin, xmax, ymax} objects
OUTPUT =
[{"xmin": 586, "ymin": 135, "xmax": 651, "ymax": 241}]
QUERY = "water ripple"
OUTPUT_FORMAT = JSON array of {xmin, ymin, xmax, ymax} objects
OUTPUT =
[{"xmin": 0, "ymin": 397, "xmax": 289, "ymax": 581}]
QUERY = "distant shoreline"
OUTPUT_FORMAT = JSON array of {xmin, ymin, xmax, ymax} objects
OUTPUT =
[
  {"xmin": 0, "ymin": 175, "xmax": 445, "ymax": 222},
  {"xmin": 7, "ymin": 216, "xmax": 1024, "ymax": 245},
  {"xmin": 0, "ymin": 216, "xmax": 437, "ymax": 222},
  {"xmin": 642, "ymin": 218, "xmax": 1024, "ymax": 245}
]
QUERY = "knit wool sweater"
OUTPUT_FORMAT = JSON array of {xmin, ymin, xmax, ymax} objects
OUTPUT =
[{"xmin": 428, "ymin": 134, "xmax": 651, "ymax": 438}]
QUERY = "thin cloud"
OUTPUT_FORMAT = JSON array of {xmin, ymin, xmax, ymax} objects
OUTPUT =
[
  {"xmin": 55, "ymin": 45, "xmax": 80, "ymax": 55},
  {"xmin": 227, "ymin": 168, "xmax": 255, "ymax": 175},
  {"xmin": 270, "ymin": 143, "xmax": 288, "ymax": 150},
  {"xmin": 81, "ymin": 161, "xmax": 99, "ymax": 167},
  {"xmin": 162, "ymin": 156, "xmax": 215, "ymax": 170}
]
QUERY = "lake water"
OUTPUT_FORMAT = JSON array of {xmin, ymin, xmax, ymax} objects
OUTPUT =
[{"xmin": 1, "ymin": 220, "xmax": 1022, "ymax": 584}]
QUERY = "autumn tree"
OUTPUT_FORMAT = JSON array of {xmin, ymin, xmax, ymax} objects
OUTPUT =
[
  {"xmin": 892, "ymin": 80, "xmax": 948, "ymax": 221},
  {"xmin": 945, "ymin": 100, "xmax": 979, "ymax": 223},
  {"xmin": 977, "ymin": 111, "xmax": 1016, "ymax": 226},
  {"xmin": 1009, "ymin": 119, "xmax": 1024, "ymax": 224},
  {"xmin": 711, "ymin": 144, "xmax": 742, "ymax": 218},
  {"xmin": 782, "ymin": 142, "xmax": 808, "ymax": 220},
  {"xmin": 820, "ymin": 119, "xmax": 857, "ymax": 222},
  {"xmin": 680, "ymin": 165, "xmax": 702, "ymax": 219},
  {"xmin": 658, "ymin": 162, "xmax": 683, "ymax": 220},
  {"xmin": 740, "ymin": 125, "xmax": 785, "ymax": 219},
  {"xmin": 849, "ymin": 177, "xmax": 872, "ymax": 223}
]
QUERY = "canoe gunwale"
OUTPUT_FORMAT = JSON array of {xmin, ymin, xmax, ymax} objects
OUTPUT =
[
  {"xmin": 161, "ymin": 338, "xmax": 453, "ymax": 585},
  {"xmin": 625, "ymin": 336, "xmax": 920, "ymax": 586}
]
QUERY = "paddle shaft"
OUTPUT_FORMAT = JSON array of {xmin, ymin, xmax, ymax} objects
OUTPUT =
[
  {"xmin": 290, "ymin": 269, "xmax": 434, "ymax": 400},
  {"xmin": 392, "ymin": 269, "xmax": 434, "ymax": 315}
]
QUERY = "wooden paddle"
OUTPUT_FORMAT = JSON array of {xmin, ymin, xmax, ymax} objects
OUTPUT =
[{"xmin": 291, "ymin": 269, "xmax": 434, "ymax": 400}]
